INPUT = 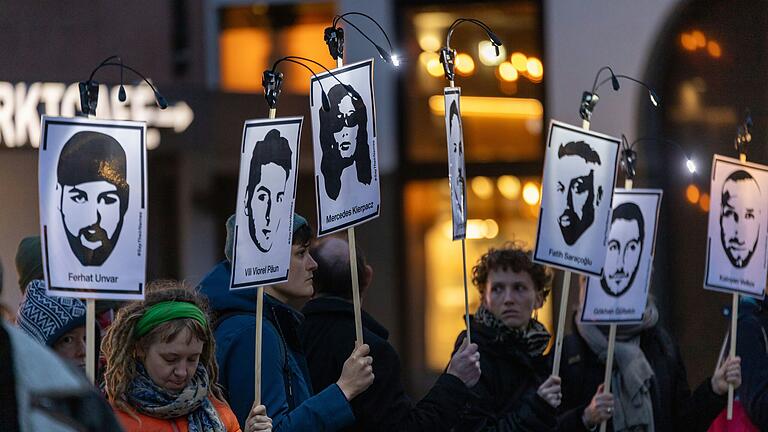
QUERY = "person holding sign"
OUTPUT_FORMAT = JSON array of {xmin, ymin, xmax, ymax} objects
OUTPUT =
[
  {"xmin": 102, "ymin": 280, "xmax": 271, "ymax": 432},
  {"xmin": 450, "ymin": 243, "xmax": 560, "ymax": 431},
  {"xmin": 558, "ymin": 279, "xmax": 742, "ymax": 431},
  {"xmin": 734, "ymin": 296, "xmax": 768, "ymax": 429},
  {"xmin": 199, "ymin": 214, "xmax": 374, "ymax": 430},
  {"xmin": 299, "ymin": 236, "xmax": 481, "ymax": 431}
]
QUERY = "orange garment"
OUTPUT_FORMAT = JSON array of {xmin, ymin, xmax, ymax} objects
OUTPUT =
[{"xmin": 112, "ymin": 397, "xmax": 241, "ymax": 432}]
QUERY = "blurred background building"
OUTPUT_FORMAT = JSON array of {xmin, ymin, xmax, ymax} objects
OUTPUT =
[{"xmin": 1, "ymin": 0, "xmax": 765, "ymax": 397}]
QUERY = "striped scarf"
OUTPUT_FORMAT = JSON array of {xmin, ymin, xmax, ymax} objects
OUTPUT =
[
  {"xmin": 127, "ymin": 363, "xmax": 225, "ymax": 432},
  {"xmin": 474, "ymin": 304, "xmax": 551, "ymax": 357}
]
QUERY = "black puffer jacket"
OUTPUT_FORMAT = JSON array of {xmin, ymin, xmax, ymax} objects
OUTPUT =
[
  {"xmin": 558, "ymin": 321, "xmax": 725, "ymax": 431},
  {"xmin": 451, "ymin": 317, "xmax": 557, "ymax": 432}
]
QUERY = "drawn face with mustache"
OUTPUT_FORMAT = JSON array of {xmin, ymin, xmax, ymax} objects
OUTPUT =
[
  {"xmin": 600, "ymin": 202, "xmax": 644, "ymax": 297},
  {"xmin": 720, "ymin": 171, "xmax": 761, "ymax": 268},
  {"xmin": 554, "ymin": 141, "xmax": 603, "ymax": 246}
]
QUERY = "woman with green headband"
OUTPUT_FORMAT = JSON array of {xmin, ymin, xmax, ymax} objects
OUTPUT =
[{"xmin": 102, "ymin": 280, "xmax": 273, "ymax": 432}]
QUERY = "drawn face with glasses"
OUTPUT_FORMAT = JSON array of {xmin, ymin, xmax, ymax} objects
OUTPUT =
[{"xmin": 333, "ymin": 94, "xmax": 359, "ymax": 159}]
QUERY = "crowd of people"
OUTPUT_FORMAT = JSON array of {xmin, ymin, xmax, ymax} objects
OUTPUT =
[{"xmin": 1, "ymin": 213, "xmax": 767, "ymax": 431}]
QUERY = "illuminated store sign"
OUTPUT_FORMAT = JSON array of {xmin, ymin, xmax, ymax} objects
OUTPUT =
[{"xmin": 0, "ymin": 81, "xmax": 194, "ymax": 149}]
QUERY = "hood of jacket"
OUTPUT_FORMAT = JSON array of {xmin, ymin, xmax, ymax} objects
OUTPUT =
[{"xmin": 198, "ymin": 260, "xmax": 258, "ymax": 314}]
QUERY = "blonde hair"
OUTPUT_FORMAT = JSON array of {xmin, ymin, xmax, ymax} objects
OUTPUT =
[{"xmin": 101, "ymin": 280, "xmax": 224, "ymax": 414}]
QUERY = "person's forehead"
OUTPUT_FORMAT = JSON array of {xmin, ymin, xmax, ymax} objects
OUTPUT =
[
  {"xmin": 63, "ymin": 180, "xmax": 118, "ymax": 191},
  {"xmin": 338, "ymin": 94, "xmax": 355, "ymax": 112},
  {"xmin": 609, "ymin": 218, "xmax": 640, "ymax": 239},
  {"xmin": 487, "ymin": 267, "xmax": 534, "ymax": 284},
  {"xmin": 724, "ymin": 178, "xmax": 759, "ymax": 197}
]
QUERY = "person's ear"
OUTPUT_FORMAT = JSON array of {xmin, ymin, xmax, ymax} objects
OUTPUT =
[
  {"xmin": 362, "ymin": 264, "xmax": 373, "ymax": 292},
  {"xmin": 534, "ymin": 291, "xmax": 544, "ymax": 309},
  {"xmin": 243, "ymin": 191, "xmax": 251, "ymax": 217},
  {"xmin": 596, "ymin": 186, "xmax": 603, "ymax": 206}
]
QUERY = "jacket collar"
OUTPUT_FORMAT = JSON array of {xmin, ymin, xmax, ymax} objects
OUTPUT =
[
  {"xmin": 302, "ymin": 296, "xmax": 389, "ymax": 340},
  {"xmin": 264, "ymin": 293, "xmax": 304, "ymax": 351}
]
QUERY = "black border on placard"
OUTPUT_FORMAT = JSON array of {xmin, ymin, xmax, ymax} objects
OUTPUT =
[
  {"xmin": 581, "ymin": 189, "xmax": 663, "ymax": 324},
  {"xmin": 532, "ymin": 120, "xmax": 621, "ymax": 277},
  {"xmin": 42, "ymin": 117, "xmax": 145, "ymax": 297},
  {"xmin": 230, "ymin": 117, "xmax": 303, "ymax": 290},
  {"xmin": 704, "ymin": 155, "xmax": 768, "ymax": 298},
  {"xmin": 444, "ymin": 87, "xmax": 467, "ymax": 241},
  {"xmin": 311, "ymin": 59, "xmax": 381, "ymax": 236}
]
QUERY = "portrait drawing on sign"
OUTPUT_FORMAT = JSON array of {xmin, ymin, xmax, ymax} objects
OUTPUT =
[
  {"xmin": 57, "ymin": 131, "xmax": 129, "ymax": 267},
  {"xmin": 448, "ymin": 99, "xmax": 466, "ymax": 223},
  {"xmin": 601, "ymin": 202, "xmax": 644, "ymax": 297},
  {"xmin": 245, "ymin": 128, "xmax": 293, "ymax": 253},
  {"xmin": 554, "ymin": 140, "xmax": 604, "ymax": 246},
  {"xmin": 319, "ymin": 83, "xmax": 372, "ymax": 200},
  {"xmin": 720, "ymin": 170, "xmax": 761, "ymax": 268}
]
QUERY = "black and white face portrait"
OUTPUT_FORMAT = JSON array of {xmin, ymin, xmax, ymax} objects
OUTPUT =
[
  {"xmin": 555, "ymin": 141, "xmax": 603, "ymax": 246},
  {"xmin": 232, "ymin": 118, "xmax": 302, "ymax": 289},
  {"xmin": 444, "ymin": 88, "xmax": 467, "ymax": 240},
  {"xmin": 245, "ymin": 129, "xmax": 293, "ymax": 253},
  {"xmin": 57, "ymin": 131, "xmax": 129, "ymax": 266},
  {"xmin": 39, "ymin": 116, "xmax": 147, "ymax": 300},
  {"xmin": 582, "ymin": 189, "xmax": 661, "ymax": 324},
  {"xmin": 311, "ymin": 59, "xmax": 380, "ymax": 237},
  {"xmin": 319, "ymin": 83, "xmax": 371, "ymax": 201},
  {"xmin": 705, "ymin": 155, "xmax": 768, "ymax": 298},
  {"xmin": 534, "ymin": 121, "xmax": 619, "ymax": 277},
  {"xmin": 719, "ymin": 170, "xmax": 761, "ymax": 268},
  {"xmin": 601, "ymin": 202, "xmax": 644, "ymax": 297}
]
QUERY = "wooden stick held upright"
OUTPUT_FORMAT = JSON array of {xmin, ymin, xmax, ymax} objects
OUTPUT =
[
  {"xmin": 254, "ymin": 106, "xmax": 278, "ymax": 404},
  {"xmin": 552, "ymin": 118, "xmax": 592, "ymax": 377},
  {"xmin": 598, "ymin": 177, "xmax": 633, "ymax": 432},
  {"xmin": 461, "ymin": 238, "xmax": 472, "ymax": 344},
  {"xmin": 333, "ymin": 55, "xmax": 364, "ymax": 347},
  {"xmin": 86, "ymin": 298, "xmax": 96, "ymax": 384},
  {"xmin": 725, "ymin": 152, "xmax": 747, "ymax": 419}
]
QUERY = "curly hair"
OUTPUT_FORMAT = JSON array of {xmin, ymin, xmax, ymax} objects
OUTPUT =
[
  {"xmin": 101, "ymin": 280, "xmax": 224, "ymax": 416},
  {"xmin": 472, "ymin": 242, "xmax": 553, "ymax": 302}
]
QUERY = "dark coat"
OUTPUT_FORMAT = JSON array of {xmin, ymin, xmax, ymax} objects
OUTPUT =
[
  {"xmin": 299, "ymin": 296, "xmax": 471, "ymax": 432},
  {"xmin": 736, "ymin": 298, "xmax": 768, "ymax": 429},
  {"xmin": 199, "ymin": 261, "xmax": 354, "ymax": 431},
  {"xmin": 558, "ymin": 323, "xmax": 725, "ymax": 431},
  {"xmin": 450, "ymin": 318, "xmax": 557, "ymax": 432}
]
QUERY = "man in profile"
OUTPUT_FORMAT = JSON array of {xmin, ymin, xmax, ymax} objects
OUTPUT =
[
  {"xmin": 555, "ymin": 140, "xmax": 603, "ymax": 245},
  {"xmin": 318, "ymin": 83, "xmax": 372, "ymax": 200},
  {"xmin": 720, "ymin": 170, "xmax": 762, "ymax": 268},
  {"xmin": 244, "ymin": 128, "xmax": 293, "ymax": 253},
  {"xmin": 447, "ymin": 99, "xmax": 466, "ymax": 228},
  {"xmin": 56, "ymin": 131, "xmax": 129, "ymax": 266},
  {"xmin": 601, "ymin": 202, "xmax": 644, "ymax": 297}
]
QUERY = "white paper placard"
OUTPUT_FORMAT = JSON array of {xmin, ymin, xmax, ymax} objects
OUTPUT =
[
  {"xmin": 533, "ymin": 120, "xmax": 620, "ymax": 276},
  {"xmin": 704, "ymin": 155, "xmax": 768, "ymax": 298},
  {"xmin": 310, "ymin": 59, "xmax": 380, "ymax": 236},
  {"xmin": 230, "ymin": 117, "xmax": 302, "ymax": 290},
  {"xmin": 581, "ymin": 189, "xmax": 663, "ymax": 323},
  {"xmin": 38, "ymin": 115, "xmax": 147, "ymax": 300},
  {"xmin": 444, "ymin": 87, "xmax": 468, "ymax": 240}
]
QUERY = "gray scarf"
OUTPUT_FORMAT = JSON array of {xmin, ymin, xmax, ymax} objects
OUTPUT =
[{"xmin": 576, "ymin": 304, "xmax": 659, "ymax": 432}]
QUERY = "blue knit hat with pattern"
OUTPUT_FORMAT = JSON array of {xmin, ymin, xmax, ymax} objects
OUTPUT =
[{"xmin": 16, "ymin": 280, "xmax": 87, "ymax": 347}]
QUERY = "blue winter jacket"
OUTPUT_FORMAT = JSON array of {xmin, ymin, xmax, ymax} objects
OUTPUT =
[{"xmin": 198, "ymin": 261, "xmax": 355, "ymax": 431}]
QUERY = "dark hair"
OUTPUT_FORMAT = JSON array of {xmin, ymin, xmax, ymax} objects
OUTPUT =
[
  {"xmin": 611, "ymin": 202, "xmax": 645, "ymax": 244},
  {"xmin": 319, "ymin": 83, "xmax": 372, "ymax": 200},
  {"xmin": 472, "ymin": 242, "xmax": 552, "ymax": 301},
  {"xmin": 557, "ymin": 140, "xmax": 601, "ymax": 165},
  {"xmin": 311, "ymin": 238, "xmax": 366, "ymax": 299},
  {"xmin": 57, "ymin": 131, "xmax": 130, "ymax": 216},
  {"xmin": 246, "ymin": 128, "xmax": 293, "ymax": 200},
  {"xmin": 293, "ymin": 222, "xmax": 313, "ymax": 248}
]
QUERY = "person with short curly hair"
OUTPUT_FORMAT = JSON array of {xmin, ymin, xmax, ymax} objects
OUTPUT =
[
  {"xmin": 102, "ymin": 280, "xmax": 272, "ymax": 432},
  {"xmin": 451, "ymin": 242, "xmax": 561, "ymax": 431}
]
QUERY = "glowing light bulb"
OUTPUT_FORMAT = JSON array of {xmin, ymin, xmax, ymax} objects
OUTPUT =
[
  {"xmin": 522, "ymin": 182, "xmax": 540, "ymax": 205},
  {"xmin": 391, "ymin": 54, "xmax": 401, "ymax": 67},
  {"xmin": 686, "ymin": 159, "xmax": 696, "ymax": 174}
]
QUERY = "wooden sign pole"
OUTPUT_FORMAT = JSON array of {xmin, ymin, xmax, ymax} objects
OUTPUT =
[
  {"xmin": 254, "ymin": 106, "xmax": 277, "ymax": 404},
  {"xmin": 725, "ymin": 152, "xmax": 747, "ymax": 419},
  {"xmin": 333, "ymin": 55, "xmax": 365, "ymax": 347},
  {"xmin": 86, "ymin": 298, "xmax": 96, "ymax": 384},
  {"xmin": 552, "ymin": 117, "xmax": 592, "ymax": 377},
  {"xmin": 598, "ymin": 177, "xmax": 632, "ymax": 432}
]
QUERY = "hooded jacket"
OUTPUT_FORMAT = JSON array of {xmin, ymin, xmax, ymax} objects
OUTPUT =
[
  {"xmin": 299, "ymin": 296, "xmax": 471, "ymax": 431},
  {"xmin": 199, "ymin": 260, "xmax": 354, "ymax": 431}
]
